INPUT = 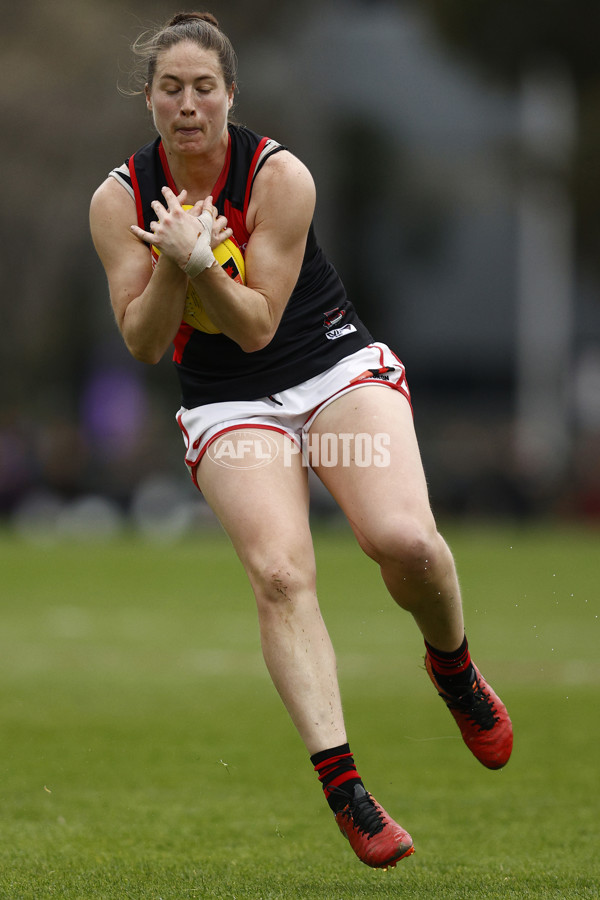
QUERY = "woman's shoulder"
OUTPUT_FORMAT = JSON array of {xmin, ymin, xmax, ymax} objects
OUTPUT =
[
  {"xmin": 254, "ymin": 146, "xmax": 314, "ymax": 192},
  {"xmin": 90, "ymin": 173, "xmax": 138, "ymax": 247},
  {"xmin": 229, "ymin": 122, "xmax": 287, "ymax": 161}
]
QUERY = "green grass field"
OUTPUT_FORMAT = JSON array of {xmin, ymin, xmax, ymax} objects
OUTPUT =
[{"xmin": 0, "ymin": 523, "xmax": 598, "ymax": 899}]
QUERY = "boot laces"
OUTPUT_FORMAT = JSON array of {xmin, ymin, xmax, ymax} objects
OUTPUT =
[
  {"xmin": 342, "ymin": 786, "xmax": 385, "ymax": 838},
  {"xmin": 446, "ymin": 677, "xmax": 499, "ymax": 731}
]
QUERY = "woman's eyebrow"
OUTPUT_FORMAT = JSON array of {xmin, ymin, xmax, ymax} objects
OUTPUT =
[{"xmin": 158, "ymin": 73, "xmax": 217, "ymax": 83}]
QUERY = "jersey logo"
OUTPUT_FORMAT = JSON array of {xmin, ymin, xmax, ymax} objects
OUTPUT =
[
  {"xmin": 323, "ymin": 307, "xmax": 345, "ymax": 328},
  {"xmin": 325, "ymin": 323, "xmax": 357, "ymax": 341}
]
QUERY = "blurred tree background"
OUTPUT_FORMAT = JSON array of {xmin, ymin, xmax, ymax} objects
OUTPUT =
[
  {"xmin": 1, "ymin": 0, "xmax": 599, "ymax": 538},
  {"xmin": 423, "ymin": 0, "xmax": 600, "ymax": 266}
]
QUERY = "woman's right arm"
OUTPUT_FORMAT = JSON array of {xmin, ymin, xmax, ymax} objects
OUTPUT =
[{"xmin": 89, "ymin": 178, "xmax": 188, "ymax": 364}]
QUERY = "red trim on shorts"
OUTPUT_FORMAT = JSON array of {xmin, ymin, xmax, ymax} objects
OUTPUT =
[
  {"xmin": 387, "ymin": 345, "xmax": 406, "ymax": 370},
  {"xmin": 303, "ymin": 378, "xmax": 412, "ymax": 430},
  {"xmin": 186, "ymin": 423, "xmax": 300, "ymax": 491},
  {"xmin": 176, "ymin": 411, "xmax": 190, "ymax": 452}
]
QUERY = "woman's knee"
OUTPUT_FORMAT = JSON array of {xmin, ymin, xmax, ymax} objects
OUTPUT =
[
  {"xmin": 358, "ymin": 515, "xmax": 447, "ymax": 579},
  {"xmin": 246, "ymin": 552, "xmax": 317, "ymax": 609}
]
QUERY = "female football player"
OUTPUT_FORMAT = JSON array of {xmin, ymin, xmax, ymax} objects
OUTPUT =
[{"xmin": 90, "ymin": 11, "xmax": 512, "ymax": 870}]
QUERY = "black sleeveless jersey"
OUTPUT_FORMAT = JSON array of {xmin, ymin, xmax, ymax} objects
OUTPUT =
[{"xmin": 119, "ymin": 124, "xmax": 372, "ymax": 407}]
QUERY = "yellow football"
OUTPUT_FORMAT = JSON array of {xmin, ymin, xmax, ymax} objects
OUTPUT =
[
  {"xmin": 183, "ymin": 238, "xmax": 246, "ymax": 333},
  {"xmin": 151, "ymin": 206, "xmax": 245, "ymax": 334}
]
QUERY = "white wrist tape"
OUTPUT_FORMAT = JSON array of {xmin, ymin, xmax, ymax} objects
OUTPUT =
[{"xmin": 183, "ymin": 210, "xmax": 216, "ymax": 278}]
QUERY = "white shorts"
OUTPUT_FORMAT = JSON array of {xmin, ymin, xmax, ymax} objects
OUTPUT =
[{"xmin": 176, "ymin": 342, "xmax": 411, "ymax": 487}]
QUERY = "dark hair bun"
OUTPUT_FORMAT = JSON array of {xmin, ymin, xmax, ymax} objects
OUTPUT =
[{"xmin": 167, "ymin": 12, "xmax": 220, "ymax": 29}]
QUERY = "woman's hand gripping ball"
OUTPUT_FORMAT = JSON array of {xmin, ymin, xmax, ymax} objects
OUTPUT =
[{"xmin": 130, "ymin": 186, "xmax": 233, "ymax": 275}]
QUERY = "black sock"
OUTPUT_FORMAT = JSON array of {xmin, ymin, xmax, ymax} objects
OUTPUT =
[
  {"xmin": 310, "ymin": 743, "xmax": 364, "ymax": 813},
  {"xmin": 425, "ymin": 635, "xmax": 475, "ymax": 692}
]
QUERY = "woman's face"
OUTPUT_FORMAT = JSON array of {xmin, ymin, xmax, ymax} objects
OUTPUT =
[{"xmin": 146, "ymin": 41, "xmax": 234, "ymax": 156}]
